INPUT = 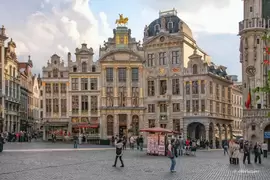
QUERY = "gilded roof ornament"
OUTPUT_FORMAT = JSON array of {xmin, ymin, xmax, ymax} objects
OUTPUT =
[{"xmin": 115, "ymin": 14, "xmax": 129, "ymax": 26}]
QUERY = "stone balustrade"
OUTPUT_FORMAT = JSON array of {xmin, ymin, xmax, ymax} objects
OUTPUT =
[
  {"xmin": 243, "ymin": 109, "xmax": 270, "ymax": 118},
  {"xmin": 239, "ymin": 18, "xmax": 270, "ymax": 33}
]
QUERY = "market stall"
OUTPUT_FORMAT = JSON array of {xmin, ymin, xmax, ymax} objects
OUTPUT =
[{"xmin": 140, "ymin": 127, "xmax": 173, "ymax": 156}]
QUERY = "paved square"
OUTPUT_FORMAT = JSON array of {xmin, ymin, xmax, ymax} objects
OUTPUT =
[{"xmin": 0, "ymin": 143, "xmax": 270, "ymax": 180}]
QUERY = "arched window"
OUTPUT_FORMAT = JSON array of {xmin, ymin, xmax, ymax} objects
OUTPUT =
[
  {"xmin": 107, "ymin": 115, "xmax": 114, "ymax": 136},
  {"xmin": 53, "ymin": 68, "xmax": 58, "ymax": 78},
  {"xmin": 192, "ymin": 64, "xmax": 198, "ymax": 74},
  {"xmin": 92, "ymin": 65, "xmax": 96, "ymax": 72},
  {"xmin": 73, "ymin": 66, "xmax": 77, "ymax": 72},
  {"xmin": 82, "ymin": 62, "xmax": 87, "ymax": 72},
  {"xmin": 154, "ymin": 24, "xmax": 160, "ymax": 34},
  {"xmin": 131, "ymin": 115, "xmax": 139, "ymax": 136}
]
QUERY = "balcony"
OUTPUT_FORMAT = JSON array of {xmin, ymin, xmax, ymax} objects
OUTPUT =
[
  {"xmin": 239, "ymin": 18, "xmax": 270, "ymax": 34},
  {"xmin": 243, "ymin": 109, "xmax": 270, "ymax": 118}
]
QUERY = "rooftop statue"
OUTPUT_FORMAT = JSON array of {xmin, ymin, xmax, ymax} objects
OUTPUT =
[{"xmin": 115, "ymin": 14, "xmax": 129, "ymax": 26}]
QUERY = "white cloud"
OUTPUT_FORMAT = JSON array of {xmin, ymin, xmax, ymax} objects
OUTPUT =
[
  {"xmin": 5, "ymin": 0, "xmax": 111, "ymax": 72},
  {"xmin": 142, "ymin": 0, "xmax": 242, "ymax": 34}
]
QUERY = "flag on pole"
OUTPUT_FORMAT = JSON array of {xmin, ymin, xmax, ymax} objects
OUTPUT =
[{"xmin": 245, "ymin": 88, "xmax": 251, "ymax": 109}]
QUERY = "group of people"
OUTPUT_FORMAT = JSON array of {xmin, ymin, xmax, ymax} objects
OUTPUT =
[
  {"xmin": 223, "ymin": 140, "xmax": 268, "ymax": 165},
  {"xmin": 1, "ymin": 131, "xmax": 36, "ymax": 143},
  {"xmin": 111, "ymin": 135, "xmax": 144, "ymax": 151}
]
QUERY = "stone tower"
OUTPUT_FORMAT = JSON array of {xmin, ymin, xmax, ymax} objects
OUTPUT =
[{"xmin": 239, "ymin": 0, "xmax": 270, "ymax": 109}]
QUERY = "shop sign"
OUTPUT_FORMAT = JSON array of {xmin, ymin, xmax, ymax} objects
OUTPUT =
[{"xmin": 264, "ymin": 132, "xmax": 270, "ymax": 139}]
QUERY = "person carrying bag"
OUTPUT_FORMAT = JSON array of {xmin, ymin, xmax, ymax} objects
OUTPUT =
[{"xmin": 167, "ymin": 140, "xmax": 176, "ymax": 173}]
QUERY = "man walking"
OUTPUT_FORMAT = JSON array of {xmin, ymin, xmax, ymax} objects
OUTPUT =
[
  {"xmin": 243, "ymin": 141, "xmax": 251, "ymax": 164},
  {"xmin": 167, "ymin": 139, "xmax": 176, "ymax": 173}
]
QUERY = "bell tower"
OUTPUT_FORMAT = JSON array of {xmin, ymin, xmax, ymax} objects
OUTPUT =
[{"xmin": 239, "ymin": 0, "xmax": 266, "ymax": 110}]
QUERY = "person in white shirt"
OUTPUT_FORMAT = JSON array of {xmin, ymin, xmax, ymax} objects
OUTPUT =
[
  {"xmin": 261, "ymin": 141, "xmax": 268, "ymax": 158},
  {"xmin": 130, "ymin": 136, "xmax": 135, "ymax": 150}
]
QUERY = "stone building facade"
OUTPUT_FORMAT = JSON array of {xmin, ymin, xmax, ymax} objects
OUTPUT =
[
  {"xmin": 68, "ymin": 44, "xmax": 100, "ymax": 136},
  {"xmin": 99, "ymin": 26, "xmax": 145, "ymax": 139},
  {"xmin": 4, "ymin": 39, "xmax": 20, "ymax": 133},
  {"xmin": 42, "ymin": 54, "xmax": 69, "ymax": 140},
  {"xmin": 240, "ymin": 0, "xmax": 270, "ymax": 148},
  {"xmin": 32, "ymin": 75, "xmax": 41, "ymax": 130},
  {"xmin": 0, "ymin": 26, "xmax": 8, "ymax": 132}
]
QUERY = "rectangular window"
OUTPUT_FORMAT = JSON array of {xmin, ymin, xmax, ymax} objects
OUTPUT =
[
  {"xmin": 160, "ymin": 80, "xmax": 167, "ymax": 95},
  {"xmin": 172, "ymin": 51, "xmax": 179, "ymax": 64},
  {"xmin": 53, "ymin": 83, "xmax": 59, "ymax": 94},
  {"xmin": 147, "ymin": 54, "xmax": 154, "ymax": 67},
  {"xmin": 81, "ymin": 95, "xmax": 88, "ymax": 112},
  {"xmin": 40, "ymin": 100, "xmax": 43, "ymax": 109},
  {"xmin": 71, "ymin": 78, "xmax": 79, "ymax": 90},
  {"xmin": 106, "ymin": 68, "xmax": 113, "ymax": 82},
  {"xmin": 222, "ymin": 86, "xmax": 225, "ymax": 97},
  {"xmin": 201, "ymin": 100, "xmax": 205, "ymax": 112},
  {"xmin": 192, "ymin": 100, "xmax": 199, "ymax": 112},
  {"xmin": 72, "ymin": 96, "xmax": 79, "ymax": 114},
  {"xmin": 216, "ymin": 102, "xmax": 220, "ymax": 113},
  {"xmin": 148, "ymin": 81, "xmax": 155, "ymax": 96},
  {"xmin": 118, "ymin": 68, "xmax": 126, "ymax": 82},
  {"xmin": 148, "ymin": 119, "xmax": 155, "ymax": 128},
  {"xmin": 60, "ymin": 83, "xmax": 66, "ymax": 93},
  {"xmin": 148, "ymin": 104, "xmax": 155, "ymax": 113},
  {"xmin": 45, "ymin": 83, "xmax": 51, "ymax": 93},
  {"xmin": 172, "ymin": 79, "xmax": 180, "ymax": 95},
  {"xmin": 81, "ymin": 78, "xmax": 88, "ymax": 90},
  {"xmin": 91, "ymin": 96, "xmax": 98, "ymax": 114},
  {"xmin": 173, "ymin": 103, "xmax": 180, "ymax": 112},
  {"xmin": 210, "ymin": 100, "xmax": 213, "ymax": 113},
  {"xmin": 216, "ymin": 84, "xmax": 219, "ymax": 99},
  {"xmin": 200, "ymin": 80, "xmax": 205, "ymax": 94},
  {"xmin": 173, "ymin": 119, "xmax": 180, "ymax": 131},
  {"xmin": 61, "ymin": 99, "xmax": 67, "ymax": 116},
  {"xmin": 131, "ymin": 68, "xmax": 139, "ymax": 82},
  {"xmin": 186, "ymin": 100, "xmax": 190, "ymax": 112},
  {"xmin": 186, "ymin": 82, "xmax": 190, "ymax": 95},
  {"xmin": 46, "ymin": 99, "xmax": 51, "ymax": 113},
  {"xmin": 90, "ymin": 78, "xmax": 97, "ymax": 90},
  {"xmin": 160, "ymin": 103, "xmax": 167, "ymax": 113},
  {"xmin": 159, "ymin": 52, "xmax": 166, "ymax": 65},
  {"xmin": 53, "ymin": 98, "xmax": 59, "ymax": 113},
  {"xmin": 222, "ymin": 103, "xmax": 225, "ymax": 114}
]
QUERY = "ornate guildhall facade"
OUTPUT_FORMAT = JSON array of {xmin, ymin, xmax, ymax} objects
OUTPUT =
[{"xmin": 99, "ymin": 26, "xmax": 145, "ymax": 138}]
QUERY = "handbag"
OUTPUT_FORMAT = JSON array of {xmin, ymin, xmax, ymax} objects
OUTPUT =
[{"xmin": 167, "ymin": 150, "xmax": 173, "ymax": 158}]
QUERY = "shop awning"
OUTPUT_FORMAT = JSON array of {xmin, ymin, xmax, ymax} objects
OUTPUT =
[{"xmin": 74, "ymin": 124, "xmax": 99, "ymax": 129}]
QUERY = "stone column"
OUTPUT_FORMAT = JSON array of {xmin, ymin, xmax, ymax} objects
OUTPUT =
[
  {"xmin": 156, "ymin": 79, "xmax": 160, "ymax": 95},
  {"xmin": 183, "ymin": 120, "xmax": 188, "ymax": 140},
  {"xmin": 139, "ymin": 114, "xmax": 144, "ymax": 129},
  {"xmin": 218, "ymin": 126, "xmax": 222, "ymax": 148},
  {"xmin": 114, "ymin": 114, "xmax": 119, "ymax": 136},
  {"xmin": 17, "ymin": 116, "xmax": 20, "ymax": 132},
  {"xmin": 126, "ymin": 67, "xmax": 131, "ymax": 106},
  {"xmin": 11, "ymin": 115, "xmax": 14, "ymax": 132},
  {"xmin": 7, "ymin": 115, "xmax": 10, "ymax": 132},
  {"xmin": 224, "ymin": 125, "xmax": 228, "ymax": 140},
  {"xmin": 212, "ymin": 126, "xmax": 216, "ymax": 149},
  {"xmin": 113, "ymin": 67, "xmax": 118, "ymax": 107},
  {"xmin": 205, "ymin": 124, "xmax": 209, "ymax": 141},
  {"xmin": 127, "ymin": 113, "xmax": 131, "ymax": 131},
  {"xmin": 102, "ymin": 114, "xmax": 106, "ymax": 139}
]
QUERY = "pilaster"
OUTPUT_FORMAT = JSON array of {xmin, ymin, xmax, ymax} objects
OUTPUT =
[
  {"xmin": 127, "ymin": 113, "xmax": 131, "ymax": 131},
  {"xmin": 139, "ymin": 114, "xmax": 144, "ymax": 129},
  {"xmin": 102, "ymin": 114, "xmax": 106, "ymax": 138},
  {"xmin": 114, "ymin": 114, "xmax": 119, "ymax": 136}
]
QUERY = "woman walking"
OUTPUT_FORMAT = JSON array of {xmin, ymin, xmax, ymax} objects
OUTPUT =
[
  {"xmin": 167, "ymin": 140, "xmax": 176, "ymax": 173},
  {"xmin": 112, "ymin": 138, "xmax": 124, "ymax": 167}
]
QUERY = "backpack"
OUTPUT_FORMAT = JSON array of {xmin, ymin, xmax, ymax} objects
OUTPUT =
[{"xmin": 116, "ymin": 147, "xmax": 122, "ymax": 156}]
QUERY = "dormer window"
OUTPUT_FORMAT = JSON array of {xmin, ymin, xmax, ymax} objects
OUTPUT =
[
  {"xmin": 73, "ymin": 66, "xmax": 77, "ymax": 72},
  {"xmin": 53, "ymin": 68, "xmax": 58, "ymax": 78},
  {"xmin": 48, "ymin": 72, "xmax": 51, "ymax": 78},
  {"xmin": 82, "ymin": 62, "xmax": 87, "ymax": 72},
  {"xmin": 168, "ymin": 22, "xmax": 173, "ymax": 29},
  {"xmin": 192, "ymin": 64, "xmax": 198, "ymax": 74},
  {"xmin": 92, "ymin": 65, "xmax": 96, "ymax": 72},
  {"xmin": 154, "ymin": 24, "xmax": 160, "ymax": 34},
  {"xmin": 54, "ymin": 60, "xmax": 57, "ymax": 64}
]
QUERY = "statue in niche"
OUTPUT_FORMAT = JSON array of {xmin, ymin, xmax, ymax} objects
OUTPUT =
[
  {"xmin": 118, "ymin": 87, "xmax": 126, "ymax": 107},
  {"xmin": 132, "ymin": 90, "xmax": 139, "ymax": 107},
  {"xmin": 192, "ymin": 81, "xmax": 198, "ymax": 94},
  {"xmin": 107, "ymin": 93, "xmax": 113, "ymax": 107},
  {"xmin": 160, "ymin": 81, "xmax": 167, "ymax": 95}
]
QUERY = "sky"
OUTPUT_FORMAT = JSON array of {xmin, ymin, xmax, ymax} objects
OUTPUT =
[{"xmin": 0, "ymin": 0, "xmax": 243, "ymax": 79}]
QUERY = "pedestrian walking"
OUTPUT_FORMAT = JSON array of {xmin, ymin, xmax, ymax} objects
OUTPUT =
[
  {"xmin": 138, "ymin": 135, "xmax": 144, "ymax": 151},
  {"xmin": 243, "ymin": 141, "xmax": 251, "ymax": 164},
  {"xmin": 73, "ymin": 134, "xmax": 78, "ymax": 149},
  {"xmin": 112, "ymin": 138, "xmax": 124, "ymax": 167},
  {"xmin": 167, "ymin": 140, "xmax": 176, "ymax": 173},
  {"xmin": 254, "ymin": 142, "xmax": 262, "ymax": 164},
  {"xmin": 261, "ymin": 141, "xmax": 268, "ymax": 158},
  {"xmin": 232, "ymin": 141, "xmax": 240, "ymax": 165},
  {"xmin": 223, "ymin": 140, "xmax": 229, "ymax": 155}
]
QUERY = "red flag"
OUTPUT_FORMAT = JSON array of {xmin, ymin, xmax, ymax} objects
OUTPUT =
[{"xmin": 245, "ymin": 88, "xmax": 251, "ymax": 109}]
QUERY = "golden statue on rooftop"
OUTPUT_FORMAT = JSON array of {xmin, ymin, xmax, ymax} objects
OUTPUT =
[{"xmin": 115, "ymin": 14, "xmax": 129, "ymax": 26}]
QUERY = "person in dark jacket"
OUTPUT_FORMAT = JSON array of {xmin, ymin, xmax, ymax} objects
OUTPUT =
[
  {"xmin": 254, "ymin": 142, "xmax": 262, "ymax": 164},
  {"xmin": 0, "ymin": 134, "xmax": 4, "ymax": 152},
  {"xmin": 113, "ymin": 138, "xmax": 124, "ymax": 167},
  {"xmin": 243, "ymin": 141, "xmax": 251, "ymax": 164},
  {"xmin": 138, "ymin": 135, "xmax": 143, "ymax": 151},
  {"xmin": 73, "ymin": 134, "xmax": 78, "ymax": 149}
]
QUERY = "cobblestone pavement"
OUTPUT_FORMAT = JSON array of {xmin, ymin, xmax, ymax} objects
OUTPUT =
[{"xmin": 0, "ymin": 144, "xmax": 270, "ymax": 180}]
